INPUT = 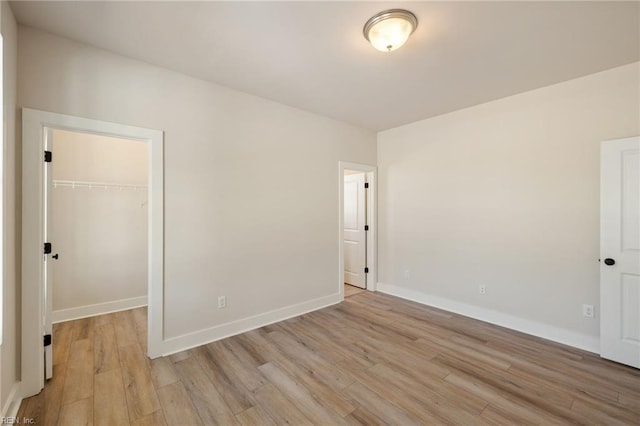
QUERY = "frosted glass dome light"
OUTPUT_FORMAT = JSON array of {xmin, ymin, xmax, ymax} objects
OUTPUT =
[{"xmin": 363, "ymin": 9, "xmax": 418, "ymax": 52}]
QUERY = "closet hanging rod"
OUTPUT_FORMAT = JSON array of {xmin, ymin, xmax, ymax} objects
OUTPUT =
[{"xmin": 52, "ymin": 179, "xmax": 148, "ymax": 191}]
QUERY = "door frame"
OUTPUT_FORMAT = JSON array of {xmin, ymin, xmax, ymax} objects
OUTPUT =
[
  {"xmin": 21, "ymin": 108, "xmax": 164, "ymax": 397},
  {"xmin": 339, "ymin": 161, "xmax": 377, "ymax": 300}
]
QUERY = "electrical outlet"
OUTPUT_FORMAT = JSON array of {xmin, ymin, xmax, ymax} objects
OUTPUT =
[
  {"xmin": 404, "ymin": 270, "xmax": 410, "ymax": 280},
  {"xmin": 218, "ymin": 296, "xmax": 227, "ymax": 309},
  {"xmin": 583, "ymin": 304, "xmax": 594, "ymax": 318},
  {"xmin": 479, "ymin": 285, "xmax": 486, "ymax": 294}
]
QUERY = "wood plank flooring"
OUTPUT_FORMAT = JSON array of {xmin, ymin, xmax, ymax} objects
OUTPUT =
[
  {"xmin": 344, "ymin": 283, "xmax": 366, "ymax": 298},
  {"xmin": 17, "ymin": 291, "xmax": 640, "ymax": 425}
]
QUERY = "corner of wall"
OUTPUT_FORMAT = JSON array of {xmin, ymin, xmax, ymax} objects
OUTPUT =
[
  {"xmin": 377, "ymin": 282, "xmax": 600, "ymax": 353},
  {"xmin": 157, "ymin": 292, "xmax": 342, "ymax": 357},
  {"xmin": 0, "ymin": 381, "xmax": 21, "ymax": 420}
]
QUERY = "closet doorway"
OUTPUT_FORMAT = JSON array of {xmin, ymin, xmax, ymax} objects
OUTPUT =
[
  {"xmin": 22, "ymin": 109, "xmax": 164, "ymax": 398},
  {"xmin": 46, "ymin": 130, "xmax": 149, "ymax": 379},
  {"xmin": 50, "ymin": 130, "xmax": 149, "ymax": 322}
]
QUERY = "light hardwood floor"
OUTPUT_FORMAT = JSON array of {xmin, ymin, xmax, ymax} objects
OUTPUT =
[
  {"xmin": 344, "ymin": 283, "xmax": 365, "ymax": 298},
  {"xmin": 18, "ymin": 291, "xmax": 640, "ymax": 425}
]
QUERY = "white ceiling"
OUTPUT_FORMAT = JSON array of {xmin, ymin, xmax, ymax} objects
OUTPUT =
[{"xmin": 10, "ymin": 1, "xmax": 640, "ymax": 131}]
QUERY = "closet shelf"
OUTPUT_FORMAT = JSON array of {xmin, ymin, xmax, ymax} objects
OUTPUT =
[{"xmin": 53, "ymin": 179, "xmax": 148, "ymax": 191}]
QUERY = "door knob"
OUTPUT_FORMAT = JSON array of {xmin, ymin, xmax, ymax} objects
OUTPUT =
[
  {"xmin": 52, "ymin": 253, "xmax": 59, "ymax": 260},
  {"xmin": 603, "ymin": 258, "xmax": 615, "ymax": 266}
]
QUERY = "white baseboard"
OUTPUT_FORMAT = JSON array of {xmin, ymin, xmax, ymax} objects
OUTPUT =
[
  {"xmin": 1, "ymin": 382, "xmax": 22, "ymax": 421},
  {"xmin": 159, "ymin": 293, "xmax": 342, "ymax": 356},
  {"xmin": 377, "ymin": 282, "xmax": 600, "ymax": 354},
  {"xmin": 52, "ymin": 296, "xmax": 148, "ymax": 323}
]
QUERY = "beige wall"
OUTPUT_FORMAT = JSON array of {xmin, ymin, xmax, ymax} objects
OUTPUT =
[
  {"xmin": 18, "ymin": 26, "xmax": 376, "ymax": 342},
  {"xmin": 51, "ymin": 130, "xmax": 147, "ymax": 315},
  {"xmin": 1, "ymin": 0, "xmax": 18, "ymax": 415},
  {"xmin": 377, "ymin": 62, "xmax": 640, "ymax": 348},
  {"xmin": 52, "ymin": 129, "xmax": 147, "ymax": 184}
]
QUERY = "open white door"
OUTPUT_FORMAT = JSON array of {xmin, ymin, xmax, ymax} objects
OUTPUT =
[
  {"xmin": 600, "ymin": 136, "xmax": 640, "ymax": 368},
  {"xmin": 44, "ymin": 129, "xmax": 54, "ymax": 380},
  {"xmin": 344, "ymin": 173, "xmax": 366, "ymax": 289}
]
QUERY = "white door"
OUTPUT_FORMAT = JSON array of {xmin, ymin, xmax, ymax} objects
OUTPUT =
[
  {"xmin": 44, "ymin": 129, "xmax": 54, "ymax": 379},
  {"xmin": 600, "ymin": 136, "xmax": 640, "ymax": 368},
  {"xmin": 344, "ymin": 173, "xmax": 367, "ymax": 288}
]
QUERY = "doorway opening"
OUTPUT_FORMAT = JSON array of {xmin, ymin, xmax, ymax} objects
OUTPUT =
[
  {"xmin": 45, "ymin": 129, "xmax": 149, "ymax": 376},
  {"xmin": 339, "ymin": 162, "xmax": 376, "ymax": 300},
  {"xmin": 21, "ymin": 109, "xmax": 164, "ymax": 398},
  {"xmin": 49, "ymin": 130, "xmax": 148, "ymax": 322}
]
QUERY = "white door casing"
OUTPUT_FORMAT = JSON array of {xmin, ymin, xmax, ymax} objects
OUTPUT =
[
  {"xmin": 600, "ymin": 136, "xmax": 640, "ymax": 368},
  {"xmin": 344, "ymin": 173, "xmax": 366, "ymax": 288},
  {"xmin": 22, "ymin": 108, "xmax": 164, "ymax": 397}
]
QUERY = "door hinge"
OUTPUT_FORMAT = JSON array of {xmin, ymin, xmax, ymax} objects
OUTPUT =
[
  {"xmin": 364, "ymin": 225, "xmax": 369, "ymax": 231},
  {"xmin": 44, "ymin": 150, "xmax": 52, "ymax": 163},
  {"xmin": 364, "ymin": 182, "xmax": 369, "ymax": 189},
  {"xmin": 44, "ymin": 242, "xmax": 52, "ymax": 254},
  {"xmin": 44, "ymin": 334, "xmax": 52, "ymax": 347},
  {"xmin": 364, "ymin": 267, "xmax": 369, "ymax": 274}
]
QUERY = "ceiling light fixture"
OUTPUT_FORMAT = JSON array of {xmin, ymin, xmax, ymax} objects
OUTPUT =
[{"xmin": 363, "ymin": 9, "xmax": 418, "ymax": 52}]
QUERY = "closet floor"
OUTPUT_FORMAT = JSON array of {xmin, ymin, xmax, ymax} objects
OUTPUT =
[{"xmin": 344, "ymin": 283, "xmax": 366, "ymax": 298}]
